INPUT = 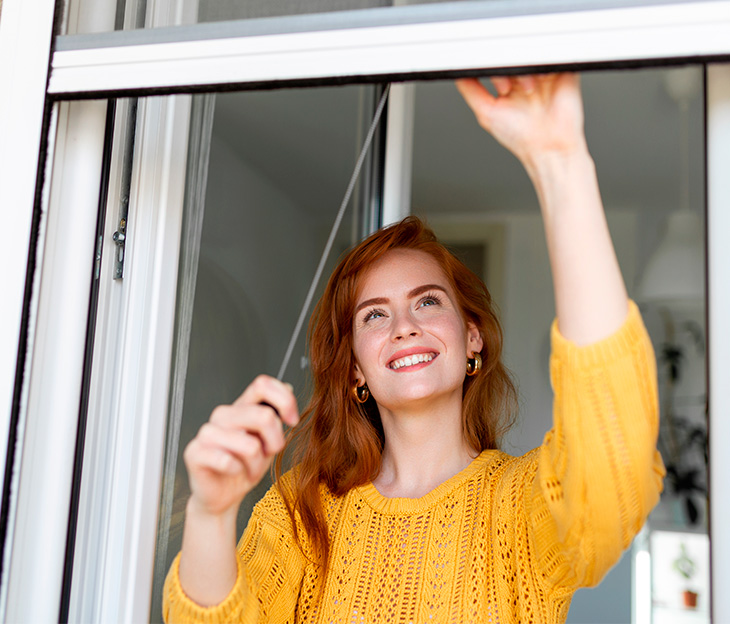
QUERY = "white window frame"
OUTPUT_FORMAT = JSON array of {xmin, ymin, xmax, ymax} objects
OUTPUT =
[
  {"xmin": 707, "ymin": 62, "xmax": 730, "ymax": 622},
  {"xmin": 63, "ymin": 94, "xmax": 193, "ymax": 624},
  {"xmin": 48, "ymin": 1, "xmax": 730, "ymax": 96},
  {"xmin": 2, "ymin": 1, "xmax": 730, "ymax": 622},
  {"xmin": 0, "ymin": 0, "xmax": 57, "ymax": 516}
]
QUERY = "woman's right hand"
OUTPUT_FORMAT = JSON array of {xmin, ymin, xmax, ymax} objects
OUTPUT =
[
  {"xmin": 456, "ymin": 74, "xmax": 586, "ymax": 177},
  {"xmin": 183, "ymin": 375, "xmax": 300, "ymax": 519}
]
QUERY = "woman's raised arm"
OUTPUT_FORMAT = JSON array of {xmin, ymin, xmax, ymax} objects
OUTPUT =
[
  {"xmin": 456, "ymin": 73, "xmax": 628, "ymax": 345},
  {"xmin": 458, "ymin": 73, "xmax": 664, "ymax": 589}
]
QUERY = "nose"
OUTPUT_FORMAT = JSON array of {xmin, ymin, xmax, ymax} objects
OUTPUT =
[{"xmin": 391, "ymin": 309, "xmax": 421, "ymax": 341}]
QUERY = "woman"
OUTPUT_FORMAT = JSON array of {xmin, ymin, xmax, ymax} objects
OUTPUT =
[{"xmin": 163, "ymin": 73, "xmax": 664, "ymax": 623}]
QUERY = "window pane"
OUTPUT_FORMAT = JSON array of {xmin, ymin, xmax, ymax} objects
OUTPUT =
[
  {"xmin": 149, "ymin": 84, "xmax": 382, "ymax": 622},
  {"xmin": 411, "ymin": 67, "xmax": 708, "ymax": 623},
  {"xmin": 76, "ymin": 0, "xmax": 677, "ymax": 34},
  {"xmin": 198, "ymin": 0, "xmax": 390, "ymax": 22}
]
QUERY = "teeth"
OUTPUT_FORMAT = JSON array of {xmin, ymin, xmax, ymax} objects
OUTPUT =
[{"xmin": 390, "ymin": 353, "xmax": 434, "ymax": 370}]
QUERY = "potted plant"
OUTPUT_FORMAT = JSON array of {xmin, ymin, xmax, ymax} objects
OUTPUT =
[
  {"xmin": 657, "ymin": 316, "xmax": 708, "ymax": 527},
  {"xmin": 672, "ymin": 543, "xmax": 698, "ymax": 608}
]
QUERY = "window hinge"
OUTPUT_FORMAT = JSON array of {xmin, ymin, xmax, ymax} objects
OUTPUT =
[
  {"xmin": 112, "ymin": 214, "xmax": 127, "ymax": 280},
  {"xmin": 94, "ymin": 235, "xmax": 103, "ymax": 280}
]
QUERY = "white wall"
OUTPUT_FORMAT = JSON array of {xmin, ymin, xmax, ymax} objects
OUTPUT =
[{"xmin": 500, "ymin": 211, "xmax": 638, "ymax": 455}]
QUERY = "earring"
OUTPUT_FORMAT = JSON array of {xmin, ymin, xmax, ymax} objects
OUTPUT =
[
  {"xmin": 466, "ymin": 352, "xmax": 482, "ymax": 376},
  {"xmin": 353, "ymin": 383, "xmax": 370, "ymax": 403}
]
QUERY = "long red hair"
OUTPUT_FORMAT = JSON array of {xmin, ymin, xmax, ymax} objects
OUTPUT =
[{"xmin": 275, "ymin": 216, "xmax": 517, "ymax": 573}]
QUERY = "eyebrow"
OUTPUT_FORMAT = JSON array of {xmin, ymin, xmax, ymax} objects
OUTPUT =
[{"xmin": 354, "ymin": 284, "xmax": 448, "ymax": 315}]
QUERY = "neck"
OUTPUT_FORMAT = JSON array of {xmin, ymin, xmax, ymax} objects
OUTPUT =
[{"xmin": 373, "ymin": 393, "xmax": 477, "ymax": 499}]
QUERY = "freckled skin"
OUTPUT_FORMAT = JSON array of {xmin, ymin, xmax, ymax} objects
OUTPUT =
[{"xmin": 352, "ymin": 249, "xmax": 483, "ymax": 417}]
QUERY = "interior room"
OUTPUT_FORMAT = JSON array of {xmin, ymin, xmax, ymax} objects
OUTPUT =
[{"xmin": 149, "ymin": 66, "xmax": 708, "ymax": 623}]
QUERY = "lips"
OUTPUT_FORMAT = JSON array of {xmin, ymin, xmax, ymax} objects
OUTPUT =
[{"xmin": 387, "ymin": 349, "xmax": 438, "ymax": 370}]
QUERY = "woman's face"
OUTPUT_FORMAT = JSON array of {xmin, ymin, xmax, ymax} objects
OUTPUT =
[{"xmin": 352, "ymin": 249, "xmax": 483, "ymax": 413}]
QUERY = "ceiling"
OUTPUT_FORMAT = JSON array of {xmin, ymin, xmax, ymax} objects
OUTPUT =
[{"xmin": 212, "ymin": 65, "xmax": 705, "ymax": 222}]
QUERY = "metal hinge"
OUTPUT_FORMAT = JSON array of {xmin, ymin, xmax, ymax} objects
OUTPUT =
[
  {"xmin": 94, "ymin": 235, "xmax": 103, "ymax": 280},
  {"xmin": 112, "ymin": 98, "xmax": 137, "ymax": 281},
  {"xmin": 112, "ymin": 211, "xmax": 127, "ymax": 280}
]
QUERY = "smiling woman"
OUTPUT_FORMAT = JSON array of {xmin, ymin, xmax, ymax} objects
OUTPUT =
[
  {"xmin": 301, "ymin": 228, "xmax": 514, "ymax": 508},
  {"xmin": 162, "ymin": 74, "xmax": 664, "ymax": 623},
  {"xmin": 4, "ymin": 1, "xmax": 730, "ymax": 622},
  {"xmin": 352, "ymin": 249, "xmax": 488, "ymax": 497}
]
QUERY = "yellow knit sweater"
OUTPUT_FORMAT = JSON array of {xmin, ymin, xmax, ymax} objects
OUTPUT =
[{"xmin": 163, "ymin": 301, "xmax": 664, "ymax": 623}]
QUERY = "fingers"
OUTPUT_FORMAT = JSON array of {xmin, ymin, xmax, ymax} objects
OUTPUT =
[
  {"xmin": 516, "ymin": 75, "xmax": 537, "ymax": 94},
  {"xmin": 210, "ymin": 403, "xmax": 286, "ymax": 456},
  {"xmin": 457, "ymin": 75, "xmax": 529, "ymax": 105},
  {"xmin": 235, "ymin": 375, "xmax": 300, "ymax": 427},
  {"xmin": 190, "ymin": 421, "xmax": 271, "ymax": 478},
  {"xmin": 459, "ymin": 73, "xmax": 569, "ymax": 101},
  {"xmin": 455, "ymin": 78, "xmax": 499, "ymax": 131},
  {"xmin": 185, "ymin": 432, "xmax": 246, "ymax": 476},
  {"xmin": 195, "ymin": 376, "xmax": 297, "ymax": 472},
  {"xmin": 183, "ymin": 376, "xmax": 299, "ymax": 516},
  {"xmin": 491, "ymin": 76, "xmax": 512, "ymax": 97},
  {"xmin": 456, "ymin": 75, "xmax": 541, "ymax": 124},
  {"xmin": 456, "ymin": 78, "xmax": 496, "ymax": 111}
]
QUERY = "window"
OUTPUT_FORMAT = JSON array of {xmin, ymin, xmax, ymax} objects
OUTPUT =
[
  {"xmin": 147, "ymin": 84, "xmax": 383, "ymax": 621},
  {"xmin": 2, "ymin": 1, "xmax": 730, "ymax": 622}
]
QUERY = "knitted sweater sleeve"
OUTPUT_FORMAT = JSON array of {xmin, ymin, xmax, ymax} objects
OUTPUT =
[
  {"xmin": 528, "ymin": 300, "xmax": 665, "ymax": 591},
  {"xmin": 162, "ymin": 481, "xmax": 308, "ymax": 624}
]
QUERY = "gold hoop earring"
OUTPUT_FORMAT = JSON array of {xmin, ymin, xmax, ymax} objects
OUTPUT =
[
  {"xmin": 466, "ymin": 352, "xmax": 482, "ymax": 377},
  {"xmin": 353, "ymin": 383, "xmax": 370, "ymax": 403}
]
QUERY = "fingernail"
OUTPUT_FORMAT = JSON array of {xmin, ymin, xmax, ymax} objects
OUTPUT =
[{"xmin": 284, "ymin": 382, "xmax": 294, "ymax": 391}]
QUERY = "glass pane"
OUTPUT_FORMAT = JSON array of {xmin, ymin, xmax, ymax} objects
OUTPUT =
[
  {"xmin": 149, "ymin": 84, "xmax": 382, "ymax": 622},
  {"xmin": 411, "ymin": 67, "xmax": 708, "ymax": 623},
  {"xmin": 198, "ymin": 0, "xmax": 390, "ymax": 22},
  {"xmin": 82, "ymin": 0, "xmax": 668, "ymax": 34}
]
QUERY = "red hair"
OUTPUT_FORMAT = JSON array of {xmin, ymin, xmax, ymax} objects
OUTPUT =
[{"xmin": 275, "ymin": 216, "xmax": 517, "ymax": 573}]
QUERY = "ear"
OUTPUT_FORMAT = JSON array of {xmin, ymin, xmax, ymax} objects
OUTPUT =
[
  {"xmin": 466, "ymin": 321, "xmax": 484, "ymax": 355},
  {"xmin": 353, "ymin": 361, "xmax": 366, "ymax": 386}
]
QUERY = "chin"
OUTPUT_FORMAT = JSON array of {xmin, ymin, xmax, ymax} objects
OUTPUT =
[{"xmin": 381, "ymin": 385, "xmax": 461, "ymax": 409}]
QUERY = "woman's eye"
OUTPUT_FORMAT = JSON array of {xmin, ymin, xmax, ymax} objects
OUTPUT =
[
  {"xmin": 363, "ymin": 309, "xmax": 385, "ymax": 322},
  {"xmin": 418, "ymin": 294, "xmax": 442, "ymax": 308}
]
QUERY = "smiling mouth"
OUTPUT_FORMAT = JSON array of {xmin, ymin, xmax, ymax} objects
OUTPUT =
[{"xmin": 388, "ymin": 353, "xmax": 437, "ymax": 370}]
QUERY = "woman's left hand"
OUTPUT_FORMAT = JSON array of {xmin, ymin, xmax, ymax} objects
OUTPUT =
[{"xmin": 456, "ymin": 73, "xmax": 586, "ymax": 171}]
